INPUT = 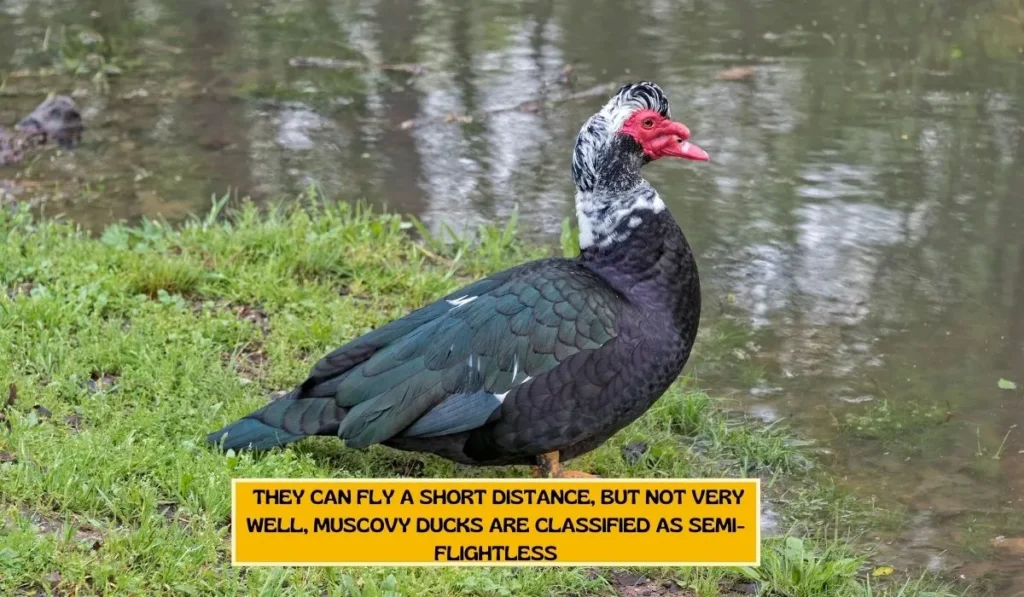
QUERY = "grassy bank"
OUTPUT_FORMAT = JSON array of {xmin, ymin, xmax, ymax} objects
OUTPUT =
[{"xmin": 0, "ymin": 200, "xmax": 955, "ymax": 596}]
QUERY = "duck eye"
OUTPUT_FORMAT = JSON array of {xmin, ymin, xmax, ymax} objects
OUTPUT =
[{"xmin": 642, "ymin": 118, "xmax": 655, "ymax": 129}]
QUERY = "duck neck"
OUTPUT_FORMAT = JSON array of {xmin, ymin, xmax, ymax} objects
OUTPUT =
[
  {"xmin": 576, "ymin": 183, "xmax": 700, "ymax": 332},
  {"xmin": 572, "ymin": 131, "xmax": 660, "ymax": 250}
]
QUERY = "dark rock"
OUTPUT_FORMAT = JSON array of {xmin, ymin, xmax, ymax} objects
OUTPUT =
[
  {"xmin": 611, "ymin": 570, "xmax": 649, "ymax": 587},
  {"xmin": 1, "ymin": 95, "xmax": 83, "ymax": 166},
  {"xmin": 64, "ymin": 413, "xmax": 83, "ymax": 431},
  {"xmin": 87, "ymin": 371, "xmax": 120, "ymax": 393},
  {"xmin": 621, "ymin": 440, "xmax": 648, "ymax": 465},
  {"xmin": 16, "ymin": 95, "xmax": 83, "ymax": 148}
]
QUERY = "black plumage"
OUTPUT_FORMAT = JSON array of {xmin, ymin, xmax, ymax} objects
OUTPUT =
[{"xmin": 207, "ymin": 82, "xmax": 707, "ymax": 477}]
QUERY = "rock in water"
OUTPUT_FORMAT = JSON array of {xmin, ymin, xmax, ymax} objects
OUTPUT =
[
  {"xmin": 1, "ymin": 95, "xmax": 84, "ymax": 166},
  {"xmin": 16, "ymin": 95, "xmax": 83, "ymax": 148}
]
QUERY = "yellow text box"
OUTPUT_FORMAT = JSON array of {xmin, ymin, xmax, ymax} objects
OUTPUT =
[{"xmin": 232, "ymin": 478, "xmax": 760, "ymax": 566}]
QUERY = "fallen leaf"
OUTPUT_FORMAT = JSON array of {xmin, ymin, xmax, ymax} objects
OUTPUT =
[
  {"xmin": 32, "ymin": 404, "xmax": 52, "ymax": 419},
  {"xmin": 0, "ymin": 452, "xmax": 17, "ymax": 463},
  {"xmin": 990, "ymin": 536, "xmax": 1024, "ymax": 555},
  {"xmin": 442, "ymin": 113, "xmax": 473, "ymax": 124},
  {"xmin": 956, "ymin": 560, "xmax": 998, "ymax": 581},
  {"xmin": 717, "ymin": 66, "xmax": 756, "ymax": 81},
  {"xmin": 557, "ymin": 64, "xmax": 575, "ymax": 85},
  {"xmin": 872, "ymin": 566, "xmax": 894, "ymax": 577},
  {"xmin": 515, "ymin": 99, "xmax": 544, "ymax": 113},
  {"xmin": 998, "ymin": 378, "xmax": 1017, "ymax": 390}
]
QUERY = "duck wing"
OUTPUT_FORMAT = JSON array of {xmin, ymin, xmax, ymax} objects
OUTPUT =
[{"xmin": 207, "ymin": 258, "xmax": 625, "ymax": 451}]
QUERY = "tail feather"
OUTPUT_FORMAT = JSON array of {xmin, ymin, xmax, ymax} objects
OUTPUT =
[{"xmin": 207, "ymin": 395, "xmax": 344, "ymax": 452}]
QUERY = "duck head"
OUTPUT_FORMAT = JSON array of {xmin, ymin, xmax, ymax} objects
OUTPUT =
[
  {"xmin": 571, "ymin": 81, "xmax": 708, "ymax": 195},
  {"xmin": 571, "ymin": 82, "xmax": 708, "ymax": 250}
]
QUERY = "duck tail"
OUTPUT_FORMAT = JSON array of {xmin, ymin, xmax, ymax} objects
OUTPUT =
[{"xmin": 206, "ymin": 391, "xmax": 343, "ymax": 451}]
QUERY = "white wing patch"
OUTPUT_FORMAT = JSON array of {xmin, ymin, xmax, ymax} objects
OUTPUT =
[
  {"xmin": 493, "ymin": 376, "xmax": 532, "ymax": 403},
  {"xmin": 447, "ymin": 295, "xmax": 478, "ymax": 307},
  {"xmin": 494, "ymin": 357, "xmax": 533, "ymax": 405}
]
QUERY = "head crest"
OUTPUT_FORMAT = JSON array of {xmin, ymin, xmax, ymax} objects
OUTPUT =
[{"xmin": 606, "ymin": 82, "xmax": 671, "ymax": 120}]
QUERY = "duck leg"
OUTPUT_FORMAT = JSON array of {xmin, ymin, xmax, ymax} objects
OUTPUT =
[{"xmin": 532, "ymin": 451, "xmax": 599, "ymax": 478}]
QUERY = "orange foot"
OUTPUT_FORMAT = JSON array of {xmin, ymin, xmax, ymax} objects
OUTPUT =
[{"xmin": 531, "ymin": 451, "xmax": 600, "ymax": 478}]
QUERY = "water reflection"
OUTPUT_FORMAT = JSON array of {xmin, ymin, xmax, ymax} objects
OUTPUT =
[{"xmin": 1, "ymin": 0, "xmax": 1023, "ymax": 590}]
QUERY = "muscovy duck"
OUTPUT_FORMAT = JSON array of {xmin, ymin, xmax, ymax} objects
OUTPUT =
[{"xmin": 207, "ymin": 81, "xmax": 709, "ymax": 477}]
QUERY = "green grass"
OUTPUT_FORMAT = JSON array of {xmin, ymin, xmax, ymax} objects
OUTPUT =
[{"xmin": 0, "ymin": 200, "xmax": 960, "ymax": 595}]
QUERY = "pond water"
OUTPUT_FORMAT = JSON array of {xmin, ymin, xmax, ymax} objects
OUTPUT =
[{"xmin": 2, "ymin": 0, "xmax": 1023, "ymax": 592}]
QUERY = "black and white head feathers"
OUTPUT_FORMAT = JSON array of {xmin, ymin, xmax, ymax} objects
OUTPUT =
[
  {"xmin": 571, "ymin": 82, "xmax": 671, "ymax": 192},
  {"xmin": 572, "ymin": 82, "xmax": 671, "ymax": 250}
]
